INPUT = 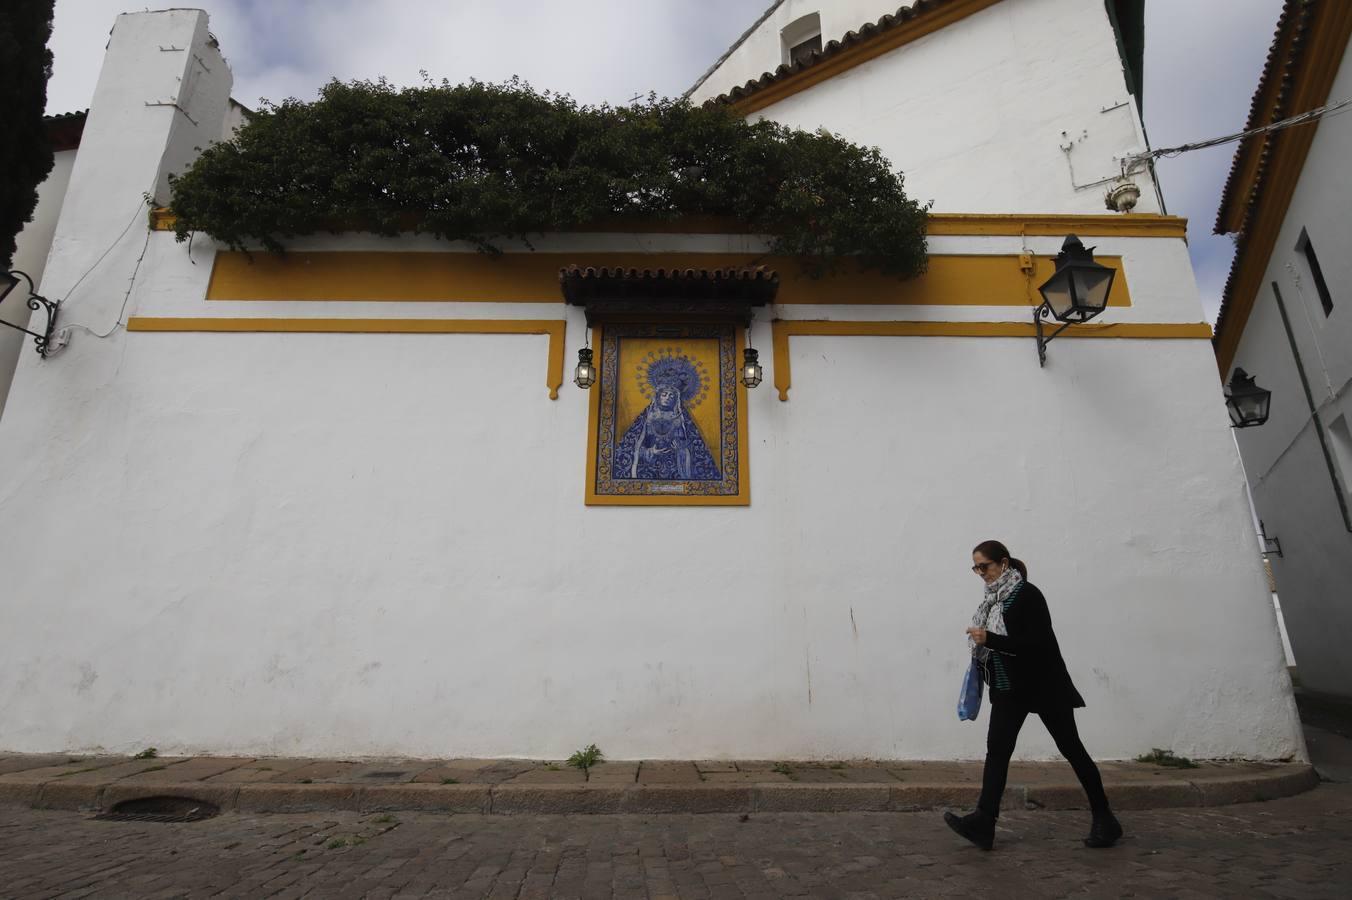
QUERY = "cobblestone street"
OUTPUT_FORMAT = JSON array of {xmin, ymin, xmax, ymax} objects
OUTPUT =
[{"xmin": 1, "ymin": 783, "xmax": 1349, "ymax": 898}]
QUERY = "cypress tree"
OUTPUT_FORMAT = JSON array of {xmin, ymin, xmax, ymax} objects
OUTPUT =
[{"xmin": 0, "ymin": 0, "xmax": 56, "ymax": 270}]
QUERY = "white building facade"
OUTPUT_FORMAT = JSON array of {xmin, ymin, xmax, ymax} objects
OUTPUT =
[
  {"xmin": 0, "ymin": 3, "xmax": 1303, "ymax": 762},
  {"xmin": 1214, "ymin": 0, "xmax": 1352, "ymax": 702}
]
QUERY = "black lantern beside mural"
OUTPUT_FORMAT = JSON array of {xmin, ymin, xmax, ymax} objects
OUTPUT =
[
  {"xmin": 0, "ymin": 270, "xmax": 59, "ymax": 358},
  {"xmin": 742, "ymin": 347, "xmax": 763, "ymax": 388},
  {"xmin": 1225, "ymin": 367, "xmax": 1271, "ymax": 428},
  {"xmin": 1033, "ymin": 235, "xmax": 1116, "ymax": 367},
  {"xmin": 574, "ymin": 347, "xmax": 597, "ymax": 389}
]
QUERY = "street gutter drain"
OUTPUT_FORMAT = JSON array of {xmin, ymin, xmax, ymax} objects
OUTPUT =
[{"xmin": 95, "ymin": 796, "xmax": 220, "ymax": 823}]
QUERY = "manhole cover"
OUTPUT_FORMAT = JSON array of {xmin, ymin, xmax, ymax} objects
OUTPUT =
[{"xmin": 95, "ymin": 796, "xmax": 220, "ymax": 823}]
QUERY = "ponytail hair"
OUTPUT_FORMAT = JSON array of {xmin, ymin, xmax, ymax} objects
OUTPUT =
[{"xmin": 972, "ymin": 540, "xmax": 1028, "ymax": 579}]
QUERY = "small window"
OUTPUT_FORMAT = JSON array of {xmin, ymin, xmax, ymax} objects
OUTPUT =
[
  {"xmin": 789, "ymin": 33, "xmax": 823, "ymax": 66},
  {"xmin": 781, "ymin": 13, "xmax": 822, "ymax": 67},
  {"xmin": 1296, "ymin": 228, "xmax": 1334, "ymax": 317}
]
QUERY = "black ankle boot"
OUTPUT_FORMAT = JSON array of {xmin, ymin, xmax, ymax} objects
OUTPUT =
[
  {"xmin": 1083, "ymin": 810, "xmax": 1123, "ymax": 848},
  {"xmin": 944, "ymin": 809, "xmax": 996, "ymax": 850}
]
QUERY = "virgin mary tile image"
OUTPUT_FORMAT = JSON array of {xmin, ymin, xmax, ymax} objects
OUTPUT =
[{"xmin": 587, "ymin": 323, "xmax": 748, "ymax": 505}]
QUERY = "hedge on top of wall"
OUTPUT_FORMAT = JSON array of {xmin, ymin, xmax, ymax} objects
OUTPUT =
[{"xmin": 169, "ymin": 78, "xmax": 929, "ymax": 277}]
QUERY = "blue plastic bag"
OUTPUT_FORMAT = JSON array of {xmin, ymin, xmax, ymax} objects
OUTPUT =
[{"xmin": 957, "ymin": 658, "xmax": 984, "ymax": 722}]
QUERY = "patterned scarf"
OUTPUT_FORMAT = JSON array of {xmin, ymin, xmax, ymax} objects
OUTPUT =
[{"xmin": 970, "ymin": 566, "xmax": 1023, "ymax": 664}]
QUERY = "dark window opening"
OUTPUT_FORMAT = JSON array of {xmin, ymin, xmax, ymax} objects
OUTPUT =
[
  {"xmin": 789, "ymin": 34, "xmax": 822, "ymax": 67},
  {"xmin": 1297, "ymin": 228, "xmax": 1334, "ymax": 317}
]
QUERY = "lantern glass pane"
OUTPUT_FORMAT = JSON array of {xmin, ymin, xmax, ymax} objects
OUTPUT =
[
  {"xmin": 1038, "ymin": 269, "xmax": 1075, "ymax": 320},
  {"xmin": 1239, "ymin": 392, "xmax": 1269, "ymax": 423},
  {"xmin": 1071, "ymin": 265, "xmax": 1114, "ymax": 313},
  {"xmin": 1228, "ymin": 401, "xmax": 1244, "ymax": 427}
]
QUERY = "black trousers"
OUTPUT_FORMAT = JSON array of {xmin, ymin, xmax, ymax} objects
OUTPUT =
[{"xmin": 977, "ymin": 701, "xmax": 1110, "ymax": 817}]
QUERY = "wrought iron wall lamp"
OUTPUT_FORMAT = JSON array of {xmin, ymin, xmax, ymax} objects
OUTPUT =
[
  {"xmin": 0, "ymin": 270, "xmax": 59, "ymax": 357},
  {"xmin": 1033, "ymin": 236, "xmax": 1115, "ymax": 367}
]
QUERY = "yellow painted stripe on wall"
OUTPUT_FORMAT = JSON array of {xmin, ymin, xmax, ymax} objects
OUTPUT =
[
  {"xmin": 770, "ymin": 319, "xmax": 1214, "ymax": 401},
  {"xmin": 205, "ymin": 251, "xmax": 1131, "ymax": 308},
  {"xmin": 126, "ymin": 316, "xmax": 567, "ymax": 399}
]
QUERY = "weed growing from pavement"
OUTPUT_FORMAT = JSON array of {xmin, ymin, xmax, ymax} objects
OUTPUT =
[
  {"xmin": 133, "ymin": 748, "xmax": 158, "ymax": 759},
  {"xmin": 441, "ymin": 777, "xmax": 460, "ymax": 784},
  {"xmin": 567, "ymin": 744, "xmax": 604, "ymax": 777},
  {"xmin": 772, "ymin": 763, "xmax": 799, "ymax": 781},
  {"xmin": 1136, "ymin": 748, "xmax": 1200, "ymax": 769}
]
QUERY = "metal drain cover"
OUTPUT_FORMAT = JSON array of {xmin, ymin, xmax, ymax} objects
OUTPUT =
[{"xmin": 95, "ymin": 796, "xmax": 220, "ymax": 823}]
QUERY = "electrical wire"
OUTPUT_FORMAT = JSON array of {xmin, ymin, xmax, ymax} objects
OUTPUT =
[
  {"xmin": 59, "ymin": 224, "xmax": 152, "ymax": 342},
  {"xmin": 54, "ymin": 201, "xmax": 146, "ymax": 307},
  {"xmin": 1128, "ymin": 96, "xmax": 1352, "ymax": 164},
  {"xmin": 51, "ymin": 203, "xmax": 155, "ymax": 349}
]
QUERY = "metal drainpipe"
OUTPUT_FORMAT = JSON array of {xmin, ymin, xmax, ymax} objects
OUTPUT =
[{"xmin": 1270, "ymin": 280, "xmax": 1352, "ymax": 532}]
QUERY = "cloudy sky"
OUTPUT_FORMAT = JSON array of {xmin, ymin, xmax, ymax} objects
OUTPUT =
[{"xmin": 43, "ymin": 0, "xmax": 1286, "ymax": 323}]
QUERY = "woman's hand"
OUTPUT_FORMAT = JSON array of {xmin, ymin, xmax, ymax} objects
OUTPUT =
[{"xmin": 966, "ymin": 627, "xmax": 987, "ymax": 645}]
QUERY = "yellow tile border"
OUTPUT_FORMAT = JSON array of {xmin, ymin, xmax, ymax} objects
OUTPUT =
[
  {"xmin": 770, "ymin": 320, "xmax": 1215, "ymax": 401},
  {"xmin": 125, "ymin": 316, "xmax": 567, "ymax": 400},
  {"xmin": 583, "ymin": 324, "xmax": 752, "ymax": 507}
]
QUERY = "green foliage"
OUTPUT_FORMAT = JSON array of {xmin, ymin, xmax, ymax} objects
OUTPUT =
[
  {"xmin": 1135, "ymin": 748, "xmax": 1199, "ymax": 769},
  {"xmin": 566, "ymin": 743, "xmax": 604, "ymax": 773},
  {"xmin": 0, "ymin": 1, "xmax": 56, "ymax": 269},
  {"xmin": 169, "ymin": 78, "xmax": 928, "ymax": 277},
  {"xmin": 133, "ymin": 747, "xmax": 158, "ymax": 759}
]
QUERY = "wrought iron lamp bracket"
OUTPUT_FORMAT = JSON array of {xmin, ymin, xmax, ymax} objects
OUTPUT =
[
  {"xmin": 1, "ymin": 270, "xmax": 60, "ymax": 357},
  {"xmin": 1034, "ymin": 303, "xmax": 1071, "ymax": 368}
]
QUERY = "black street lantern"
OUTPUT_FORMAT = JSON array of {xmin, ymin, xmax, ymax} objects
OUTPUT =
[
  {"xmin": 1033, "ymin": 235, "xmax": 1115, "ymax": 367},
  {"xmin": 742, "ymin": 347, "xmax": 763, "ymax": 389},
  {"xmin": 0, "ymin": 270, "xmax": 60, "ymax": 358},
  {"xmin": 1225, "ymin": 367, "xmax": 1271, "ymax": 428},
  {"xmin": 573, "ymin": 347, "xmax": 597, "ymax": 389}
]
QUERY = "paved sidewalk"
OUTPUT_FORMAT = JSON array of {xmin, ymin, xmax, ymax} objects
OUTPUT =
[
  {"xmin": 0, "ymin": 752, "xmax": 1317, "ymax": 816},
  {"xmin": 1, "ymin": 785, "xmax": 1349, "ymax": 898}
]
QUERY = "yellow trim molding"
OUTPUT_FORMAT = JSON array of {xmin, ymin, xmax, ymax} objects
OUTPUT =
[
  {"xmin": 151, "ymin": 207, "xmax": 1184, "ymax": 240},
  {"xmin": 727, "ymin": 0, "xmax": 1007, "ymax": 115},
  {"xmin": 584, "ymin": 324, "xmax": 752, "ymax": 506},
  {"xmin": 926, "ymin": 213, "xmax": 1185, "ymax": 239},
  {"xmin": 205, "ymin": 250, "xmax": 1132, "ymax": 308},
  {"xmin": 126, "ymin": 316, "xmax": 567, "ymax": 400},
  {"xmin": 770, "ymin": 319, "xmax": 1214, "ymax": 401}
]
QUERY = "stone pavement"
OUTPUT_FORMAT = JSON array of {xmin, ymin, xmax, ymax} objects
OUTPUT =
[
  {"xmin": 0, "ymin": 783, "xmax": 1349, "ymax": 898},
  {"xmin": 0, "ymin": 753, "xmax": 1318, "ymax": 816}
]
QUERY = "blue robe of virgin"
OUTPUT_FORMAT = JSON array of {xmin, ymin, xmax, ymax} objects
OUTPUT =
[{"xmin": 613, "ymin": 389, "xmax": 720, "ymax": 481}]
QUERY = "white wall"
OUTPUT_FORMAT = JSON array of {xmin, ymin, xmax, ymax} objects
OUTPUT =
[
  {"xmin": 1230, "ymin": 43, "xmax": 1352, "ymax": 699},
  {"xmin": 690, "ymin": 0, "xmax": 1158, "ymax": 216},
  {"xmin": 0, "ymin": 6, "xmax": 1301, "ymax": 762},
  {"xmin": 0, "ymin": 149, "xmax": 77, "ymax": 421},
  {"xmin": 0, "ymin": 226, "xmax": 1302, "ymax": 761}
]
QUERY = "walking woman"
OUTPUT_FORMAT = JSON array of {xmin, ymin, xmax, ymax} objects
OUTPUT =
[{"xmin": 944, "ymin": 540, "xmax": 1123, "ymax": 850}]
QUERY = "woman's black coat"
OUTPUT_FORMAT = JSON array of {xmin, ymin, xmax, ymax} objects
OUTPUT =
[{"xmin": 982, "ymin": 582, "xmax": 1086, "ymax": 711}]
